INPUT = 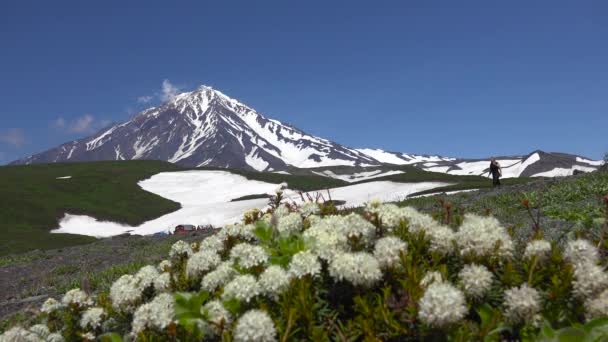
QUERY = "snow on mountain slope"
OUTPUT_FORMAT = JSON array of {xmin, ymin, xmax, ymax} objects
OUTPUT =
[
  {"xmin": 11, "ymin": 85, "xmax": 602, "ymax": 178},
  {"xmin": 353, "ymin": 149, "xmax": 602, "ymax": 179},
  {"xmin": 51, "ymin": 170, "xmax": 449, "ymax": 237},
  {"xmin": 311, "ymin": 170, "xmax": 405, "ymax": 183},
  {"xmin": 13, "ymin": 86, "xmax": 377, "ymax": 170}
]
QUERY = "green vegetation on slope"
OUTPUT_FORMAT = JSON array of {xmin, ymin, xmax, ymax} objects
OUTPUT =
[
  {"xmin": 1, "ymin": 160, "xmax": 536, "ymax": 256},
  {"xmin": 0, "ymin": 161, "xmax": 182, "ymax": 256},
  {"xmin": 397, "ymin": 169, "xmax": 608, "ymax": 243}
]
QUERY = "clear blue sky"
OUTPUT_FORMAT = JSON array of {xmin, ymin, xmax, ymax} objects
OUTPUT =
[{"xmin": 1, "ymin": 0, "xmax": 606, "ymax": 164}]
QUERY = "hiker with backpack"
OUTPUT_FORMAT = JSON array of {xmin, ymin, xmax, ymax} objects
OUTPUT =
[{"xmin": 488, "ymin": 158, "xmax": 502, "ymax": 187}]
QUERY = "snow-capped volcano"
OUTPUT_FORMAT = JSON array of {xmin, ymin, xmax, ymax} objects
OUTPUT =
[
  {"xmin": 11, "ymin": 85, "xmax": 604, "ymax": 177},
  {"xmin": 13, "ymin": 86, "xmax": 377, "ymax": 170}
]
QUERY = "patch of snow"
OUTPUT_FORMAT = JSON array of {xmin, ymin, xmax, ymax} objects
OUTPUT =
[
  {"xmin": 86, "ymin": 126, "xmax": 117, "ymax": 151},
  {"xmin": 312, "ymin": 170, "xmax": 405, "ymax": 183},
  {"xmin": 52, "ymin": 171, "xmax": 278, "ymax": 237},
  {"xmin": 245, "ymin": 148, "xmax": 269, "ymax": 171},
  {"xmin": 356, "ymin": 149, "xmax": 408, "ymax": 165},
  {"xmin": 66, "ymin": 146, "xmax": 76, "ymax": 160},
  {"xmin": 283, "ymin": 181, "xmax": 452, "ymax": 208},
  {"xmin": 409, "ymin": 189, "xmax": 479, "ymax": 199},
  {"xmin": 576, "ymin": 157, "xmax": 604, "ymax": 166},
  {"xmin": 51, "ymin": 170, "xmax": 450, "ymax": 237},
  {"xmin": 273, "ymin": 171, "xmax": 290, "ymax": 175},
  {"xmin": 532, "ymin": 165, "xmax": 597, "ymax": 177},
  {"xmin": 425, "ymin": 166, "xmax": 451, "ymax": 173},
  {"xmin": 56, "ymin": 176, "xmax": 72, "ymax": 180}
]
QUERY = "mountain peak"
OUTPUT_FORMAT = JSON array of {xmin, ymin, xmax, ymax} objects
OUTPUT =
[{"xmin": 14, "ymin": 86, "xmax": 377, "ymax": 170}]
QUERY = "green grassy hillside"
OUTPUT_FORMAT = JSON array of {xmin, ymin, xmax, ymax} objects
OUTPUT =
[
  {"xmin": 0, "ymin": 161, "xmax": 182, "ymax": 256},
  {"xmin": 1, "ymin": 160, "xmax": 534, "ymax": 256}
]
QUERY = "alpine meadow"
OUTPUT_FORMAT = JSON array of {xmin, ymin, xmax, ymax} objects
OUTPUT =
[{"xmin": 1, "ymin": 1, "xmax": 608, "ymax": 342}]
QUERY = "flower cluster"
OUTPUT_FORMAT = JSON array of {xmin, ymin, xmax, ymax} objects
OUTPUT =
[
  {"xmin": 233, "ymin": 310, "xmax": 277, "ymax": 342},
  {"xmin": 6, "ymin": 196, "xmax": 608, "ymax": 342},
  {"xmin": 523, "ymin": 239, "xmax": 552, "ymax": 261},
  {"xmin": 186, "ymin": 250, "xmax": 221, "ymax": 278},
  {"xmin": 328, "ymin": 252, "xmax": 382, "ymax": 287},
  {"xmin": 458, "ymin": 264, "xmax": 493, "ymax": 299},
  {"xmin": 373, "ymin": 236, "xmax": 407, "ymax": 268},
  {"xmin": 418, "ymin": 282, "xmax": 467, "ymax": 327},
  {"xmin": 131, "ymin": 293, "xmax": 175, "ymax": 335},
  {"xmin": 222, "ymin": 274, "xmax": 260, "ymax": 303},
  {"xmin": 229, "ymin": 243, "xmax": 269, "ymax": 269},
  {"xmin": 503, "ymin": 284, "xmax": 541, "ymax": 323},
  {"xmin": 455, "ymin": 214, "xmax": 513, "ymax": 259},
  {"xmin": 80, "ymin": 307, "xmax": 105, "ymax": 330},
  {"xmin": 169, "ymin": 240, "xmax": 193, "ymax": 259},
  {"xmin": 288, "ymin": 250, "xmax": 321, "ymax": 278},
  {"xmin": 201, "ymin": 261, "xmax": 237, "ymax": 292},
  {"xmin": 259, "ymin": 265, "xmax": 292, "ymax": 297},
  {"xmin": 62, "ymin": 288, "xmax": 93, "ymax": 307},
  {"xmin": 276, "ymin": 212, "xmax": 303, "ymax": 236}
]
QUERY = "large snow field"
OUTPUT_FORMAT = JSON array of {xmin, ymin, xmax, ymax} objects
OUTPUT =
[
  {"xmin": 283, "ymin": 181, "xmax": 451, "ymax": 208},
  {"xmin": 51, "ymin": 170, "xmax": 452, "ymax": 237}
]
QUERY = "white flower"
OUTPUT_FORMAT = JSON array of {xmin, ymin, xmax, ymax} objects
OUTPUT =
[
  {"xmin": 299, "ymin": 202, "xmax": 320, "ymax": 217},
  {"xmin": 233, "ymin": 310, "xmax": 277, "ymax": 342},
  {"xmin": 369, "ymin": 203, "xmax": 403, "ymax": 228},
  {"xmin": 222, "ymin": 275, "xmax": 260, "ymax": 303},
  {"xmin": 203, "ymin": 300, "xmax": 232, "ymax": 333},
  {"xmin": 337, "ymin": 213, "xmax": 376, "ymax": 246},
  {"xmin": 47, "ymin": 333, "xmax": 65, "ymax": 342},
  {"xmin": 230, "ymin": 243, "xmax": 268, "ymax": 269},
  {"xmin": 400, "ymin": 207, "xmax": 439, "ymax": 234},
  {"xmin": 455, "ymin": 214, "xmax": 513, "ymax": 259},
  {"xmin": 503, "ymin": 283, "xmax": 541, "ymax": 323},
  {"xmin": 28, "ymin": 324, "xmax": 50, "ymax": 339},
  {"xmin": 158, "ymin": 260, "xmax": 171, "ymax": 272},
  {"xmin": 220, "ymin": 223, "xmax": 257, "ymax": 241},
  {"xmin": 154, "ymin": 272, "xmax": 172, "ymax": 292},
  {"xmin": 288, "ymin": 250, "xmax": 321, "ymax": 278},
  {"xmin": 243, "ymin": 208, "xmax": 261, "ymax": 222},
  {"xmin": 41, "ymin": 297, "xmax": 62, "ymax": 313},
  {"xmin": 131, "ymin": 293, "xmax": 174, "ymax": 334},
  {"xmin": 186, "ymin": 250, "xmax": 221, "ymax": 278},
  {"xmin": 523, "ymin": 240, "xmax": 552, "ymax": 261},
  {"xmin": 572, "ymin": 261, "xmax": 608, "ymax": 299},
  {"xmin": 458, "ymin": 264, "xmax": 493, "ymax": 299},
  {"xmin": 426, "ymin": 225, "xmax": 456, "ymax": 255},
  {"xmin": 80, "ymin": 307, "xmax": 105, "ymax": 330},
  {"xmin": 110, "ymin": 274, "xmax": 143, "ymax": 312},
  {"xmin": 276, "ymin": 213, "xmax": 303, "ymax": 236},
  {"xmin": 374, "ymin": 236, "xmax": 407, "ymax": 268},
  {"xmin": 201, "ymin": 262, "xmax": 237, "ymax": 292},
  {"xmin": 273, "ymin": 204, "xmax": 290, "ymax": 218},
  {"xmin": 62, "ymin": 288, "xmax": 93, "ymax": 307},
  {"xmin": 303, "ymin": 225, "xmax": 346, "ymax": 261},
  {"xmin": 418, "ymin": 282, "xmax": 467, "ymax": 327},
  {"xmin": 420, "ymin": 271, "xmax": 444, "ymax": 288},
  {"xmin": 136, "ymin": 265, "xmax": 160, "ymax": 290},
  {"xmin": 564, "ymin": 239, "xmax": 599, "ymax": 265},
  {"xmin": 259, "ymin": 265, "xmax": 292, "ymax": 297},
  {"xmin": 169, "ymin": 240, "xmax": 193, "ymax": 259},
  {"xmin": 328, "ymin": 252, "xmax": 382, "ymax": 287},
  {"xmin": 200, "ymin": 234, "xmax": 226, "ymax": 253},
  {"xmin": 81, "ymin": 332, "xmax": 95, "ymax": 340},
  {"xmin": 585, "ymin": 288, "xmax": 608, "ymax": 320},
  {"xmin": 0, "ymin": 327, "xmax": 36, "ymax": 341}
]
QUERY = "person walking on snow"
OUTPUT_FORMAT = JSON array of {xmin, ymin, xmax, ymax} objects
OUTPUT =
[{"xmin": 489, "ymin": 158, "xmax": 502, "ymax": 187}]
